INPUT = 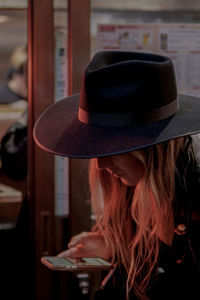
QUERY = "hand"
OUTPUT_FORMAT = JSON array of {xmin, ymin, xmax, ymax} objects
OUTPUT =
[{"xmin": 57, "ymin": 231, "xmax": 112, "ymax": 261}]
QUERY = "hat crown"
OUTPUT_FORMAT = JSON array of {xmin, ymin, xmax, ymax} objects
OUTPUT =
[{"xmin": 79, "ymin": 51, "xmax": 177, "ymax": 125}]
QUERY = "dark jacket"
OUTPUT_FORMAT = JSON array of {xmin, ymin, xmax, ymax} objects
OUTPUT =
[
  {"xmin": 0, "ymin": 109, "xmax": 27, "ymax": 181},
  {"xmin": 0, "ymin": 84, "xmax": 23, "ymax": 104},
  {"xmin": 94, "ymin": 136, "xmax": 200, "ymax": 300}
]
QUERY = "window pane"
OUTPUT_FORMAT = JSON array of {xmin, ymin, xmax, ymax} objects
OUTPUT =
[{"xmin": 91, "ymin": 1, "xmax": 200, "ymax": 96}]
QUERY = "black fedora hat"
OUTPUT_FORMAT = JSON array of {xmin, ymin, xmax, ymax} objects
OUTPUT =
[{"xmin": 33, "ymin": 51, "xmax": 200, "ymax": 158}]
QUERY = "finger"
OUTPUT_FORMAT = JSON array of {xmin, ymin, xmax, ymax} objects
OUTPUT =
[
  {"xmin": 57, "ymin": 247, "xmax": 79, "ymax": 258},
  {"xmin": 68, "ymin": 232, "xmax": 89, "ymax": 248}
]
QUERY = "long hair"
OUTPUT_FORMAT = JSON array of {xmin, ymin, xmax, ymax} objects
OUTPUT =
[{"xmin": 89, "ymin": 136, "xmax": 194, "ymax": 299}]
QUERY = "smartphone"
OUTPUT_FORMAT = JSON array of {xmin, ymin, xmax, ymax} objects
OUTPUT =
[{"xmin": 41, "ymin": 256, "xmax": 113, "ymax": 271}]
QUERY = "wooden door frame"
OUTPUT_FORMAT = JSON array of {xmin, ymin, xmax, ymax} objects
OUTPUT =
[
  {"xmin": 28, "ymin": 0, "xmax": 55, "ymax": 299},
  {"xmin": 68, "ymin": 0, "xmax": 91, "ymax": 237},
  {"xmin": 27, "ymin": 0, "xmax": 91, "ymax": 298}
]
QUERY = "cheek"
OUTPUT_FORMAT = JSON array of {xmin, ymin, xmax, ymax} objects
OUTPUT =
[
  {"xmin": 124, "ymin": 160, "xmax": 144, "ymax": 186},
  {"xmin": 134, "ymin": 160, "xmax": 145, "ymax": 179}
]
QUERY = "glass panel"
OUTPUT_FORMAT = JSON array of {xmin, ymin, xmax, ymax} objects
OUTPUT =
[
  {"xmin": 91, "ymin": 0, "xmax": 200, "ymax": 95},
  {"xmin": 92, "ymin": 0, "xmax": 200, "ymax": 12},
  {"xmin": 54, "ymin": 0, "xmax": 68, "ymax": 100},
  {"xmin": 0, "ymin": 4, "xmax": 28, "ymax": 299},
  {"xmin": 0, "ymin": 9, "xmax": 27, "ymax": 217},
  {"xmin": 0, "ymin": 0, "xmax": 27, "ymax": 9},
  {"xmin": 53, "ymin": 0, "xmax": 69, "ymax": 218}
]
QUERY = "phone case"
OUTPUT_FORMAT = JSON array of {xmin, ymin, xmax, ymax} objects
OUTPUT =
[{"xmin": 41, "ymin": 256, "xmax": 113, "ymax": 271}]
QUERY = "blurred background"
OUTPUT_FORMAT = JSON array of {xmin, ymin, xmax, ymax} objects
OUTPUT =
[{"xmin": 0, "ymin": 1, "xmax": 200, "ymax": 299}]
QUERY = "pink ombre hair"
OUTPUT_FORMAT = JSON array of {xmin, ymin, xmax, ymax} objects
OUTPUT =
[{"xmin": 89, "ymin": 137, "xmax": 191, "ymax": 299}]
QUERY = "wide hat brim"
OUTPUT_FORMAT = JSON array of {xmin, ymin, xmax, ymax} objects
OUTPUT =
[{"xmin": 33, "ymin": 93, "xmax": 200, "ymax": 158}]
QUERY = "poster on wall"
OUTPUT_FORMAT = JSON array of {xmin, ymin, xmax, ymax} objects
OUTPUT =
[{"xmin": 96, "ymin": 23, "xmax": 200, "ymax": 98}]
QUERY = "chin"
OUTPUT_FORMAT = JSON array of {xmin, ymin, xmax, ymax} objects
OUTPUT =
[{"xmin": 121, "ymin": 178, "xmax": 134, "ymax": 186}]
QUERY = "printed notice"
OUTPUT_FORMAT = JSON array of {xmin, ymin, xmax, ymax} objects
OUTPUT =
[
  {"xmin": 96, "ymin": 23, "xmax": 200, "ymax": 98},
  {"xmin": 96, "ymin": 24, "xmax": 154, "ymax": 51},
  {"xmin": 158, "ymin": 27, "xmax": 200, "ymax": 52}
]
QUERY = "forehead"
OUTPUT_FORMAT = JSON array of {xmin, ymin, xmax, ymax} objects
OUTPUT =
[{"xmin": 106, "ymin": 151, "xmax": 142, "ymax": 163}]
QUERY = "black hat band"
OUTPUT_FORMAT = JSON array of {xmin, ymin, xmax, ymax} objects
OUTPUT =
[{"xmin": 78, "ymin": 98, "xmax": 178, "ymax": 126}]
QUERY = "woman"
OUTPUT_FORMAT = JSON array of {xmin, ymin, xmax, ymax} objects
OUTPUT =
[{"xmin": 34, "ymin": 51, "xmax": 200, "ymax": 299}]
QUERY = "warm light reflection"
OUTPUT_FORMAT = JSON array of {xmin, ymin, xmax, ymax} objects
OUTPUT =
[{"xmin": 0, "ymin": 15, "xmax": 10, "ymax": 23}]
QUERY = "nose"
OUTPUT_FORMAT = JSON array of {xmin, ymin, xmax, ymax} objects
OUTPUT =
[{"xmin": 97, "ymin": 157, "xmax": 112, "ymax": 170}]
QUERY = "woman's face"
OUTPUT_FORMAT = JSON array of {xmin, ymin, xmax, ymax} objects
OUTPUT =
[{"xmin": 97, "ymin": 152, "xmax": 145, "ymax": 186}]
